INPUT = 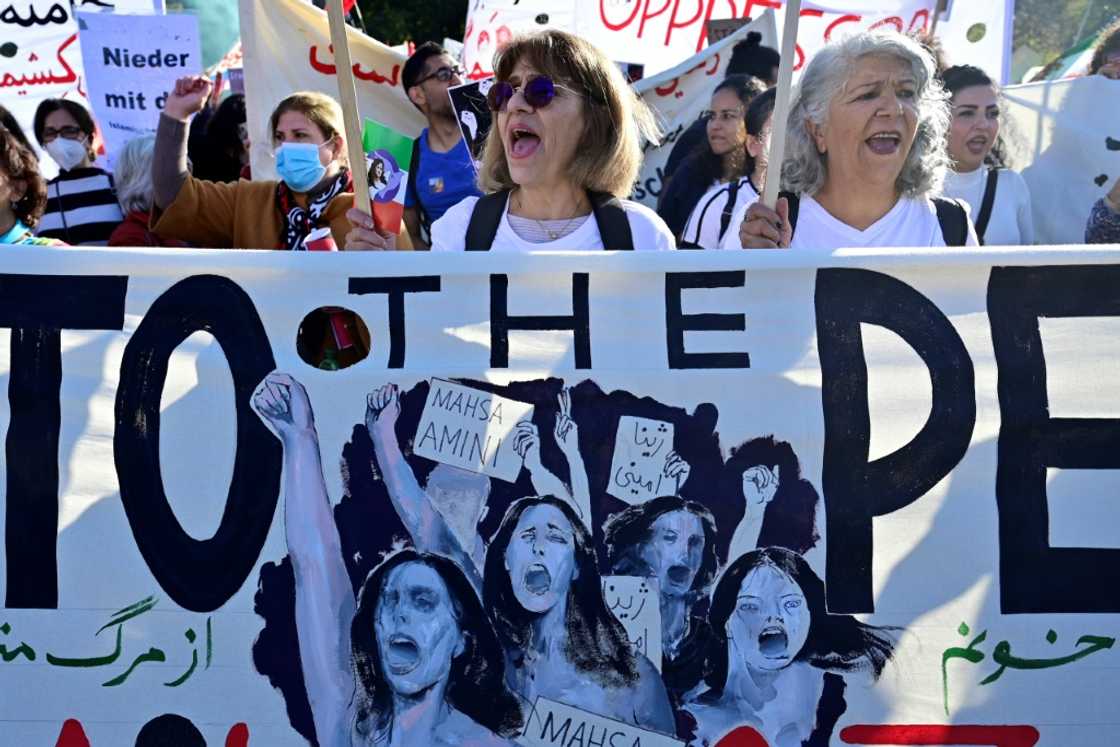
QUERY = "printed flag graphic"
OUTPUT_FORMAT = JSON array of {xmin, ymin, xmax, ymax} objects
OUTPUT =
[{"xmin": 362, "ymin": 118, "xmax": 415, "ymax": 235}]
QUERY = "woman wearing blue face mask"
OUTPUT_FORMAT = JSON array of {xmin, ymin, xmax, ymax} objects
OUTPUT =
[{"xmin": 150, "ymin": 75, "xmax": 410, "ymax": 251}]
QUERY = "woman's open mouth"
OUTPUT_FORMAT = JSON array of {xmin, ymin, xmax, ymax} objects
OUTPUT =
[
  {"xmin": 667, "ymin": 564, "xmax": 693, "ymax": 586},
  {"xmin": 966, "ymin": 135, "xmax": 989, "ymax": 155},
  {"xmin": 385, "ymin": 634, "xmax": 421, "ymax": 675},
  {"xmin": 866, "ymin": 131, "xmax": 901, "ymax": 155},
  {"xmin": 758, "ymin": 625, "xmax": 789, "ymax": 658},
  {"xmin": 524, "ymin": 563, "xmax": 552, "ymax": 595},
  {"xmin": 510, "ymin": 127, "xmax": 541, "ymax": 159}
]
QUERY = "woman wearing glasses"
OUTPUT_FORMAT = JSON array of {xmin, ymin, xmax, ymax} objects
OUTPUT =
[
  {"xmin": 32, "ymin": 99, "xmax": 123, "ymax": 245},
  {"xmin": 150, "ymin": 75, "xmax": 410, "ymax": 251},
  {"xmin": 659, "ymin": 77, "xmax": 768, "ymax": 248},
  {"xmin": 418, "ymin": 29, "xmax": 673, "ymax": 252}
]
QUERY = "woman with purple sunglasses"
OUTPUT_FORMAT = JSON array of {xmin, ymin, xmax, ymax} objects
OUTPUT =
[{"xmin": 424, "ymin": 29, "xmax": 675, "ymax": 252}]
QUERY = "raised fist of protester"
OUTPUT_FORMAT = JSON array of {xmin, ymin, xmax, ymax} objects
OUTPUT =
[
  {"xmin": 738, "ymin": 197, "xmax": 792, "ymax": 249},
  {"xmin": 662, "ymin": 451, "xmax": 692, "ymax": 492},
  {"xmin": 164, "ymin": 75, "xmax": 214, "ymax": 123},
  {"xmin": 251, "ymin": 372, "xmax": 315, "ymax": 443},
  {"xmin": 365, "ymin": 383, "xmax": 400, "ymax": 434},
  {"xmin": 344, "ymin": 206, "xmax": 397, "ymax": 251},
  {"xmin": 742, "ymin": 464, "xmax": 780, "ymax": 508},
  {"xmin": 513, "ymin": 421, "xmax": 544, "ymax": 470}
]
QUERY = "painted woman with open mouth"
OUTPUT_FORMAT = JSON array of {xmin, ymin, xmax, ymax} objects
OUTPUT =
[
  {"xmin": 682, "ymin": 547, "xmax": 896, "ymax": 747},
  {"xmin": 484, "ymin": 495, "xmax": 677, "ymax": 734},
  {"xmin": 250, "ymin": 372, "xmax": 522, "ymax": 746}
]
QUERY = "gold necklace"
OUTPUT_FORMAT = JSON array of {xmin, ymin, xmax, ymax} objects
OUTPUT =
[{"xmin": 515, "ymin": 191, "xmax": 589, "ymax": 240}]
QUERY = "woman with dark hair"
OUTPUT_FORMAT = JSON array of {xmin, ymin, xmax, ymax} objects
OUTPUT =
[
  {"xmin": 684, "ymin": 547, "xmax": 896, "ymax": 746},
  {"xmin": 939, "ymin": 65, "xmax": 1033, "ymax": 245},
  {"xmin": 250, "ymin": 372, "xmax": 519, "ymax": 746},
  {"xmin": 32, "ymin": 98, "xmax": 122, "ymax": 245},
  {"xmin": 603, "ymin": 495, "xmax": 719, "ymax": 700},
  {"xmin": 0, "ymin": 125, "xmax": 63, "ymax": 246},
  {"xmin": 1090, "ymin": 18, "xmax": 1120, "ymax": 79},
  {"xmin": 722, "ymin": 436, "xmax": 820, "ymax": 560},
  {"xmin": 484, "ymin": 495, "xmax": 675, "ymax": 733},
  {"xmin": 193, "ymin": 92, "xmax": 248, "ymax": 183},
  {"xmin": 658, "ymin": 75, "xmax": 766, "ymax": 247},
  {"xmin": 350, "ymin": 549, "xmax": 523, "ymax": 745},
  {"xmin": 0, "ymin": 105, "xmax": 33, "ymax": 153}
]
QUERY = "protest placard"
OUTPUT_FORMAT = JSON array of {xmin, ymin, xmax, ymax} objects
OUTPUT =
[
  {"xmin": 603, "ymin": 575, "xmax": 663, "ymax": 672},
  {"xmin": 522, "ymin": 697, "xmax": 685, "ymax": 747},
  {"xmin": 77, "ymin": 10, "xmax": 201, "ymax": 163},
  {"xmin": 608, "ymin": 415, "xmax": 675, "ymax": 504},
  {"xmin": 413, "ymin": 379, "xmax": 534, "ymax": 482},
  {"xmin": 448, "ymin": 77, "xmax": 493, "ymax": 160},
  {"xmin": 362, "ymin": 118, "xmax": 414, "ymax": 234}
]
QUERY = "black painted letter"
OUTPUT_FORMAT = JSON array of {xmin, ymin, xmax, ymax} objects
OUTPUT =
[
  {"xmin": 816, "ymin": 269, "xmax": 975, "ymax": 613},
  {"xmin": 114, "ymin": 275, "xmax": 279, "ymax": 612},
  {"xmin": 490, "ymin": 273, "xmax": 590, "ymax": 368},
  {"xmin": 665, "ymin": 271, "xmax": 750, "ymax": 369},
  {"xmin": 989, "ymin": 265, "xmax": 1120, "ymax": 613},
  {"xmin": 0, "ymin": 273, "xmax": 127, "ymax": 609},
  {"xmin": 349, "ymin": 275, "xmax": 441, "ymax": 368}
]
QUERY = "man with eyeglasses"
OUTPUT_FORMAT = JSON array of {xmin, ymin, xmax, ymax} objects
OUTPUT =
[{"xmin": 401, "ymin": 42, "xmax": 482, "ymax": 249}]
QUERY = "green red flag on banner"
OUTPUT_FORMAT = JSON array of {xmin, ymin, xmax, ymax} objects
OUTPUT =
[{"xmin": 362, "ymin": 118, "xmax": 415, "ymax": 234}]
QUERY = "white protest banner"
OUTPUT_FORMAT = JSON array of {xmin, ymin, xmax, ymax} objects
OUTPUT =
[
  {"xmin": 0, "ymin": 0, "xmax": 84, "ymax": 175},
  {"xmin": 77, "ymin": 10, "xmax": 200, "ymax": 163},
  {"xmin": 522, "ymin": 697, "xmax": 685, "ymax": 747},
  {"xmin": 603, "ymin": 575, "xmax": 662, "ymax": 672},
  {"xmin": 239, "ymin": 0, "xmax": 425, "ymax": 181},
  {"xmin": 1003, "ymin": 75, "xmax": 1115, "ymax": 245},
  {"xmin": 464, "ymin": 1, "xmax": 940, "ymax": 82},
  {"xmin": 632, "ymin": 13, "xmax": 777, "ymax": 208},
  {"xmin": 937, "ymin": 0, "xmax": 1016, "ymax": 84},
  {"xmin": 608, "ymin": 415, "xmax": 674, "ymax": 503},
  {"xmin": 413, "ymin": 378, "xmax": 534, "ymax": 482},
  {"xmin": 3, "ymin": 245, "xmax": 1120, "ymax": 745}
]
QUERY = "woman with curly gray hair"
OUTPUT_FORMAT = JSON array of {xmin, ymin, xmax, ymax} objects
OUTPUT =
[{"xmin": 733, "ymin": 30, "xmax": 977, "ymax": 249}]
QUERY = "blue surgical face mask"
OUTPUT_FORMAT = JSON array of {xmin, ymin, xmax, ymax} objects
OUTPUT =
[{"xmin": 275, "ymin": 142, "xmax": 329, "ymax": 193}]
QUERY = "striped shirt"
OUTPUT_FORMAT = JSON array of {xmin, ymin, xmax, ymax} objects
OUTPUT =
[{"xmin": 37, "ymin": 167, "xmax": 124, "ymax": 246}]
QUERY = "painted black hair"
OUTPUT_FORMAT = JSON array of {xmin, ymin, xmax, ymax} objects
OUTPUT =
[
  {"xmin": 134, "ymin": 714, "xmax": 206, "ymax": 747},
  {"xmin": 350, "ymin": 549, "xmax": 523, "ymax": 740},
  {"xmin": 603, "ymin": 495, "xmax": 719, "ymax": 601},
  {"xmin": 728, "ymin": 31, "xmax": 780, "ymax": 83},
  {"xmin": 484, "ymin": 495, "xmax": 639, "ymax": 688},
  {"xmin": 704, "ymin": 547, "xmax": 896, "ymax": 694},
  {"xmin": 722, "ymin": 436, "xmax": 819, "ymax": 555}
]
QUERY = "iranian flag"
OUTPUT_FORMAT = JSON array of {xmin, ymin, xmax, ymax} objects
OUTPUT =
[{"xmin": 361, "ymin": 118, "xmax": 415, "ymax": 234}]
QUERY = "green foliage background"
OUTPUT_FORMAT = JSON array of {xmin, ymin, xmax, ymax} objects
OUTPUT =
[
  {"xmin": 355, "ymin": 0, "xmax": 469, "ymax": 46},
  {"xmin": 1014, "ymin": 0, "xmax": 1120, "ymax": 60}
]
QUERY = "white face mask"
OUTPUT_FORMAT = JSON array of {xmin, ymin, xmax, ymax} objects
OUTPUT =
[{"xmin": 45, "ymin": 137, "xmax": 88, "ymax": 171}]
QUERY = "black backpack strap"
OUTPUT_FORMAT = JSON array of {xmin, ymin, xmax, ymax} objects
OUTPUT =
[
  {"xmin": 718, "ymin": 179, "xmax": 742, "ymax": 242},
  {"xmin": 932, "ymin": 197, "xmax": 970, "ymax": 247},
  {"xmin": 589, "ymin": 191, "xmax": 634, "ymax": 250},
  {"xmin": 407, "ymin": 138, "xmax": 431, "ymax": 239},
  {"xmin": 779, "ymin": 191, "xmax": 800, "ymax": 242},
  {"xmin": 464, "ymin": 191, "xmax": 511, "ymax": 250},
  {"xmin": 973, "ymin": 167, "xmax": 999, "ymax": 245}
]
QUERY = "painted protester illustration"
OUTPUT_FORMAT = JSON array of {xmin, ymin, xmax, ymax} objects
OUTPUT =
[{"xmin": 249, "ymin": 374, "xmax": 897, "ymax": 746}]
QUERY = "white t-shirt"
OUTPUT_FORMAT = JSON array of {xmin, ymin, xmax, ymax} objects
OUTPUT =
[
  {"xmin": 720, "ymin": 193, "xmax": 980, "ymax": 250},
  {"xmin": 942, "ymin": 167, "xmax": 1034, "ymax": 246},
  {"xmin": 431, "ymin": 195, "xmax": 676, "ymax": 251},
  {"xmin": 681, "ymin": 177, "xmax": 760, "ymax": 249}
]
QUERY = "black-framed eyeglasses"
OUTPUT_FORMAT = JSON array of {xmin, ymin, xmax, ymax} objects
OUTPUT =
[
  {"xmin": 487, "ymin": 75, "xmax": 581, "ymax": 113},
  {"xmin": 415, "ymin": 65, "xmax": 464, "ymax": 86},
  {"xmin": 41, "ymin": 125, "xmax": 84, "ymax": 142}
]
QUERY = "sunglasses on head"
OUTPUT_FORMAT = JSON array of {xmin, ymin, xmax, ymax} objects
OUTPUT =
[{"xmin": 487, "ymin": 75, "xmax": 577, "ymax": 112}]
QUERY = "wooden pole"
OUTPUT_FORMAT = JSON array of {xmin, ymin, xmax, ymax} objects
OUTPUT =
[
  {"xmin": 326, "ymin": 0, "xmax": 372, "ymax": 221},
  {"xmin": 929, "ymin": 0, "xmax": 948, "ymax": 40},
  {"xmin": 761, "ymin": 0, "xmax": 802, "ymax": 209}
]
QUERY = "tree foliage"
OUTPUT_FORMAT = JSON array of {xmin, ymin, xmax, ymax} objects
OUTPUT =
[
  {"xmin": 355, "ymin": 0, "xmax": 469, "ymax": 46},
  {"xmin": 1013, "ymin": 0, "xmax": 1120, "ymax": 61}
]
